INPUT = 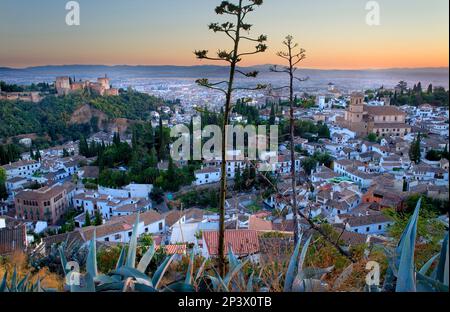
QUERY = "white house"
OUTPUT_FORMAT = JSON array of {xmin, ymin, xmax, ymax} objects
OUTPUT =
[
  {"xmin": 1, "ymin": 160, "xmax": 41, "ymax": 179},
  {"xmin": 344, "ymin": 214, "xmax": 393, "ymax": 235},
  {"xmin": 194, "ymin": 167, "xmax": 221, "ymax": 186}
]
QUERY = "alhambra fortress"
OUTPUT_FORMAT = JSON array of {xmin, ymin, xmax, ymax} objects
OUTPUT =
[
  {"xmin": 55, "ymin": 76, "xmax": 119, "ymax": 96},
  {"xmin": 337, "ymin": 92, "xmax": 412, "ymax": 138}
]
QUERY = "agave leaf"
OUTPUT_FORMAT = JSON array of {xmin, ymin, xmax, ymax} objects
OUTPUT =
[
  {"xmin": 137, "ymin": 241, "xmax": 155, "ymax": 273},
  {"xmin": 10, "ymin": 265, "xmax": 17, "ymax": 292},
  {"xmin": 58, "ymin": 245, "xmax": 69, "ymax": 276},
  {"xmin": 0, "ymin": 271, "xmax": 8, "ymax": 292},
  {"xmin": 115, "ymin": 246, "xmax": 126, "ymax": 271},
  {"xmin": 209, "ymin": 271, "xmax": 229, "ymax": 292},
  {"xmin": 228, "ymin": 244, "xmax": 240, "ymax": 270},
  {"xmin": 283, "ymin": 233, "xmax": 303, "ymax": 292},
  {"xmin": 419, "ymin": 254, "xmax": 439, "ymax": 276},
  {"xmin": 84, "ymin": 272, "xmax": 96, "ymax": 292},
  {"xmin": 185, "ymin": 249, "xmax": 195, "ymax": 285},
  {"xmin": 246, "ymin": 272, "xmax": 254, "ymax": 292},
  {"xmin": 94, "ymin": 274, "xmax": 117, "ymax": 285},
  {"xmin": 292, "ymin": 279, "xmax": 327, "ymax": 292},
  {"xmin": 86, "ymin": 231, "xmax": 98, "ymax": 278},
  {"xmin": 224, "ymin": 259, "xmax": 248, "ymax": 287},
  {"xmin": 126, "ymin": 214, "xmax": 140, "ymax": 268},
  {"xmin": 416, "ymin": 272, "xmax": 449, "ymax": 292},
  {"xmin": 163, "ymin": 282, "xmax": 195, "ymax": 292},
  {"xmin": 435, "ymin": 232, "xmax": 449, "ymax": 286},
  {"xmin": 17, "ymin": 273, "xmax": 30, "ymax": 292},
  {"xmin": 298, "ymin": 235, "xmax": 312, "ymax": 274},
  {"xmin": 96, "ymin": 282, "xmax": 126, "ymax": 292},
  {"xmin": 134, "ymin": 283, "xmax": 158, "ymax": 292},
  {"xmin": 333, "ymin": 264, "xmax": 353, "ymax": 290},
  {"xmin": 395, "ymin": 198, "xmax": 421, "ymax": 292},
  {"xmin": 195, "ymin": 258, "xmax": 207, "ymax": 282},
  {"xmin": 110, "ymin": 267, "xmax": 153, "ymax": 286},
  {"xmin": 152, "ymin": 254, "xmax": 176, "ymax": 290},
  {"xmin": 302, "ymin": 266, "xmax": 334, "ymax": 280}
]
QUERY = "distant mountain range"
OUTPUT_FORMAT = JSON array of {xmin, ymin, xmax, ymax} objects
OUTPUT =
[{"xmin": 0, "ymin": 65, "xmax": 448, "ymax": 90}]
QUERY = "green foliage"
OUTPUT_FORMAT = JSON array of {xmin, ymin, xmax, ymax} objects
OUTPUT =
[
  {"xmin": 283, "ymin": 234, "xmax": 333, "ymax": 292},
  {"xmin": 84, "ymin": 211, "xmax": 92, "ymax": 227},
  {"xmin": 179, "ymin": 189, "xmax": 219, "ymax": 209},
  {"xmin": 409, "ymin": 133, "xmax": 422, "ymax": 164},
  {"xmin": 383, "ymin": 199, "xmax": 449, "ymax": 292},
  {"xmin": 0, "ymin": 91, "xmax": 164, "ymax": 140},
  {"xmin": 366, "ymin": 133, "xmax": 378, "ymax": 143}
]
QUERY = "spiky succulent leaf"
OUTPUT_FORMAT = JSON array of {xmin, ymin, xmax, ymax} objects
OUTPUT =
[
  {"xmin": 283, "ymin": 233, "xmax": 303, "ymax": 292},
  {"xmin": 126, "ymin": 214, "xmax": 140, "ymax": 268},
  {"xmin": 395, "ymin": 198, "xmax": 421, "ymax": 292},
  {"xmin": 137, "ymin": 241, "xmax": 156, "ymax": 273},
  {"xmin": 195, "ymin": 258, "xmax": 207, "ymax": 282},
  {"xmin": 58, "ymin": 245, "xmax": 69, "ymax": 276},
  {"xmin": 0, "ymin": 271, "xmax": 7, "ymax": 292},
  {"xmin": 17, "ymin": 274, "xmax": 29, "ymax": 292},
  {"xmin": 86, "ymin": 232, "xmax": 98, "ymax": 278},
  {"xmin": 292, "ymin": 279, "xmax": 327, "ymax": 292},
  {"xmin": 163, "ymin": 282, "xmax": 195, "ymax": 292},
  {"xmin": 435, "ymin": 232, "xmax": 449, "ymax": 286},
  {"xmin": 10, "ymin": 266, "xmax": 17, "ymax": 292},
  {"xmin": 115, "ymin": 246, "xmax": 126, "ymax": 270},
  {"xmin": 298, "ymin": 235, "xmax": 312, "ymax": 273},
  {"xmin": 185, "ymin": 249, "xmax": 195, "ymax": 285},
  {"xmin": 246, "ymin": 272, "xmax": 254, "ymax": 292},
  {"xmin": 224, "ymin": 259, "xmax": 248, "ymax": 287},
  {"xmin": 110, "ymin": 267, "xmax": 153, "ymax": 287},
  {"xmin": 152, "ymin": 254, "xmax": 176, "ymax": 289},
  {"xmin": 302, "ymin": 267, "xmax": 334, "ymax": 280},
  {"xmin": 416, "ymin": 272, "xmax": 449, "ymax": 292},
  {"xmin": 419, "ymin": 254, "xmax": 439, "ymax": 276}
]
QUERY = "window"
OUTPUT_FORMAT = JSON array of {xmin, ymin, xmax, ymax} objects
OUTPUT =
[
  {"xmin": 378, "ymin": 225, "xmax": 382, "ymax": 230},
  {"xmin": 145, "ymin": 227, "xmax": 148, "ymax": 233},
  {"xmin": 354, "ymin": 229, "xmax": 358, "ymax": 233},
  {"xmin": 105, "ymin": 237, "xmax": 110, "ymax": 242},
  {"xmin": 366, "ymin": 227, "xmax": 370, "ymax": 232},
  {"xmin": 114, "ymin": 234, "xmax": 121, "ymax": 240},
  {"xmin": 128, "ymin": 232, "xmax": 132, "ymax": 237},
  {"xmin": 159, "ymin": 222, "xmax": 163, "ymax": 231}
]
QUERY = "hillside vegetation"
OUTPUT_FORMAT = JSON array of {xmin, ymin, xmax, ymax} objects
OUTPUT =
[{"xmin": 0, "ymin": 91, "xmax": 165, "ymax": 142}]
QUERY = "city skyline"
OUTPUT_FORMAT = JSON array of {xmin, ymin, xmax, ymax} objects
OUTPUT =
[{"xmin": 0, "ymin": 0, "xmax": 449, "ymax": 69}]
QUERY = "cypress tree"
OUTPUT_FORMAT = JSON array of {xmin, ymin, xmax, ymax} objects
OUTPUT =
[{"xmin": 84, "ymin": 211, "xmax": 92, "ymax": 227}]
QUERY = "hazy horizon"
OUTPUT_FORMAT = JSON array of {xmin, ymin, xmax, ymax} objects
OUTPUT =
[{"xmin": 1, "ymin": 0, "xmax": 448, "ymax": 69}]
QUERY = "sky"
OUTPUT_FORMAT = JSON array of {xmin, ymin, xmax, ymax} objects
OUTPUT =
[{"xmin": 0, "ymin": 0, "xmax": 448, "ymax": 69}]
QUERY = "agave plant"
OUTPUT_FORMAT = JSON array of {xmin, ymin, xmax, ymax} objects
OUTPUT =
[
  {"xmin": 283, "ymin": 233, "xmax": 334, "ymax": 292},
  {"xmin": 29, "ymin": 237, "xmax": 87, "ymax": 276},
  {"xmin": 383, "ymin": 198, "xmax": 449, "ymax": 292},
  {"xmin": 0, "ymin": 265, "xmax": 47, "ymax": 292},
  {"xmin": 205, "ymin": 245, "xmax": 256, "ymax": 292},
  {"xmin": 61, "ymin": 215, "xmax": 202, "ymax": 292}
]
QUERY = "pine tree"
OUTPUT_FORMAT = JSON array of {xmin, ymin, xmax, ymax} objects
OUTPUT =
[
  {"xmin": 269, "ymin": 103, "xmax": 276, "ymax": 125},
  {"xmin": 409, "ymin": 132, "xmax": 422, "ymax": 164},
  {"xmin": 234, "ymin": 165, "xmax": 243, "ymax": 191},
  {"xmin": 94, "ymin": 211, "xmax": 103, "ymax": 226},
  {"xmin": 84, "ymin": 211, "xmax": 92, "ymax": 227},
  {"xmin": 63, "ymin": 148, "xmax": 70, "ymax": 157},
  {"xmin": 158, "ymin": 117, "xmax": 166, "ymax": 160},
  {"xmin": 427, "ymin": 84, "xmax": 433, "ymax": 94},
  {"xmin": 34, "ymin": 149, "xmax": 41, "ymax": 161},
  {"xmin": 149, "ymin": 147, "xmax": 158, "ymax": 168}
]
